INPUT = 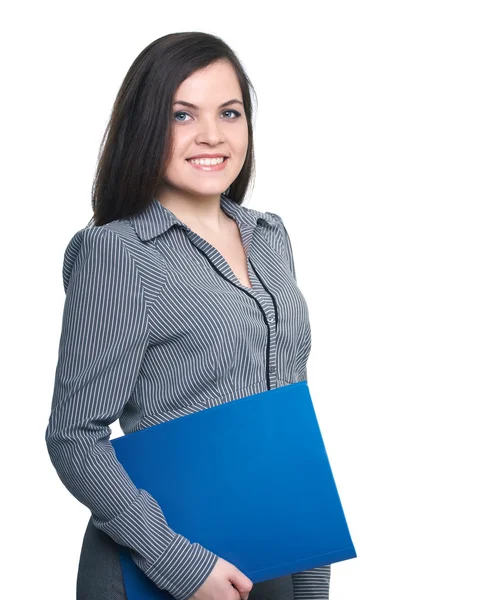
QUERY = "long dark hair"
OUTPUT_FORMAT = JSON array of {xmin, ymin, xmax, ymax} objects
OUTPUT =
[{"xmin": 89, "ymin": 32, "xmax": 257, "ymax": 227}]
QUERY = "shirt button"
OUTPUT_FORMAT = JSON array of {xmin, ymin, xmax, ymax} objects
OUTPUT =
[
  {"xmin": 269, "ymin": 366, "xmax": 276, "ymax": 373},
  {"xmin": 267, "ymin": 315, "xmax": 275, "ymax": 323}
]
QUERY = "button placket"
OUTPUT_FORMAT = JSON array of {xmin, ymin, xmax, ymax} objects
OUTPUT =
[
  {"xmin": 248, "ymin": 257, "xmax": 278, "ymax": 388},
  {"xmin": 255, "ymin": 293, "xmax": 277, "ymax": 388},
  {"xmin": 267, "ymin": 319, "xmax": 278, "ymax": 387}
]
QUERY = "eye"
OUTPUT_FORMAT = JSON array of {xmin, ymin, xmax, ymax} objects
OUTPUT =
[
  {"xmin": 222, "ymin": 109, "xmax": 242, "ymax": 120},
  {"xmin": 173, "ymin": 109, "xmax": 242, "ymax": 122},
  {"xmin": 173, "ymin": 111, "xmax": 192, "ymax": 122}
]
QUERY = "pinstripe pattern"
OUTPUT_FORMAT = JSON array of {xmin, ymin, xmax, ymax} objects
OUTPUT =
[{"xmin": 45, "ymin": 193, "xmax": 331, "ymax": 600}]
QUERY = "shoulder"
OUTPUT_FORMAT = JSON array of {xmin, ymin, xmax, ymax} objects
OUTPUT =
[
  {"xmin": 263, "ymin": 210, "xmax": 287, "ymax": 230},
  {"xmin": 254, "ymin": 210, "xmax": 297, "ymax": 278},
  {"xmin": 238, "ymin": 202, "xmax": 281, "ymax": 229},
  {"xmin": 61, "ymin": 223, "xmax": 132, "ymax": 292},
  {"xmin": 61, "ymin": 219, "xmax": 167, "ymax": 303},
  {"xmin": 248, "ymin": 206, "xmax": 289, "ymax": 236},
  {"xmin": 252, "ymin": 208, "xmax": 291, "ymax": 250},
  {"xmin": 63, "ymin": 220, "xmax": 135, "ymax": 267}
]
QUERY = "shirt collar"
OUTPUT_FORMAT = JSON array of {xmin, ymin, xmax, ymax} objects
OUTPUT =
[{"xmin": 128, "ymin": 193, "xmax": 277, "ymax": 242}]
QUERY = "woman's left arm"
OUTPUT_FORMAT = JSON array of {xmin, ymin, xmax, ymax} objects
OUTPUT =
[{"xmin": 269, "ymin": 212, "xmax": 332, "ymax": 599}]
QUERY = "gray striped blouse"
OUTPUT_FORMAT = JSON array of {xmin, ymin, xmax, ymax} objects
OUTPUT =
[{"xmin": 45, "ymin": 193, "xmax": 331, "ymax": 600}]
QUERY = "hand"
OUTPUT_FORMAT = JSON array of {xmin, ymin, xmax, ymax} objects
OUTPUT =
[{"xmin": 188, "ymin": 556, "xmax": 253, "ymax": 600}]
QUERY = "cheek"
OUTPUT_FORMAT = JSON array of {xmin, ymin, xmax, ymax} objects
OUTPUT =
[
  {"xmin": 236, "ymin": 127, "xmax": 249, "ymax": 159},
  {"xmin": 162, "ymin": 157, "xmax": 186, "ymax": 187},
  {"xmin": 234, "ymin": 143, "xmax": 249, "ymax": 169},
  {"xmin": 165, "ymin": 139, "xmax": 188, "ymax": 172},
  {"xmin": 169, "ymin": 129, "xmax": 190, "ymax": 158}
]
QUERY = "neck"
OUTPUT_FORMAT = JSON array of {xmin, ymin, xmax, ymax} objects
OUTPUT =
[{"xmin": 155, "ymin": 187, "xmax": 229, "ymax": 231}]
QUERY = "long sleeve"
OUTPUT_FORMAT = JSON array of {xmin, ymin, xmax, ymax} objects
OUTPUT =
[
  {"xmin": 45, "ymin": 226, "xmax": 218, "ymax": 600},
  {"xmin": 269, "ymin": 213, "xmax": 332, "ymax": 599}
]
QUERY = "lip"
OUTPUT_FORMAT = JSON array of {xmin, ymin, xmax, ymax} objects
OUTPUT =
[
  {"xmin": 186, "ymin": 157, "xmax": 229, "ymax": 172},
  {"xmin": 187, "ymin": 153, "xmax": 228, "ymax": 159}
]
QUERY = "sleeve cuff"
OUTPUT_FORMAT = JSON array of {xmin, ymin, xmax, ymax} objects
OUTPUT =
[{"xmin": 143, "ymin": 533, "xmax": 219, "ymax": 600}]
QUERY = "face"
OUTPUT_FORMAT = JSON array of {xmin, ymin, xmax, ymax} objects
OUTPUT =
[{"xmin": 158, "ymin": 60, "xmax": 249, "ymax": 203}]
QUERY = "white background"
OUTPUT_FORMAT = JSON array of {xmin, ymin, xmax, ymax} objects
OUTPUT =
[{"xmin": 2, "ymin": 1, "xmax": 480, "ymax": 599}]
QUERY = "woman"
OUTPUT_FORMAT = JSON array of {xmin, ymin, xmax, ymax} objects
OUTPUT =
[{"xmin": 45, "ymin": 32, "xmax": 331, "ymax": 600}]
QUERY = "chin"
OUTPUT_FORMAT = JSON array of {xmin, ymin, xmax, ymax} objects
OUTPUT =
[{"xmin": 181, "ymin": 186, "xmax": 228, "ymax": 198}]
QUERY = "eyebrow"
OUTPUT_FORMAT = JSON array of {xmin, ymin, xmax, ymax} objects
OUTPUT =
[{"xmin": 172, "ymin": 99, "xmax": 244, "ymax": 109}]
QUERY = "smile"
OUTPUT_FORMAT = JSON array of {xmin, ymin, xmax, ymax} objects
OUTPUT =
[{"xmin": 187, "ymin": 157, "xmax": 228, "ymax": 171}]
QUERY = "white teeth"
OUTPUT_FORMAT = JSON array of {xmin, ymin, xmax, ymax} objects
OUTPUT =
[{"xmin": 189, "ymin": 157, "xmax": 226, "ymax": 166}]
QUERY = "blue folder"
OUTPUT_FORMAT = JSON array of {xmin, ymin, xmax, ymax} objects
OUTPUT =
[{"xmin": 111, "ymin": 380, "xmax": 356, "ymax": 599}]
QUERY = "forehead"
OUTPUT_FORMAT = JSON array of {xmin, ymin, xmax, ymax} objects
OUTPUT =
[{"xmin": 174, "ymin": 61, "xmax": 241, "ymax": 104}]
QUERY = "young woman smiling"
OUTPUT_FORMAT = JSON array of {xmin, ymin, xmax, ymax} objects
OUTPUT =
[{"xmin": 45, "ymin": 31, "xmax": 331, "ymax": 600}]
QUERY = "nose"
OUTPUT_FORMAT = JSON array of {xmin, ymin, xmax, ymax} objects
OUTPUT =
[{"xmin": 196, "ymin": 116, "xmax": 225, "ymax": 145}]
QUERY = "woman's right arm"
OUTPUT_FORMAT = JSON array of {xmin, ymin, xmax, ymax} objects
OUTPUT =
[{"xmin": 45, "ymin": 226, "xmax": 218, "ymax": 600}]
